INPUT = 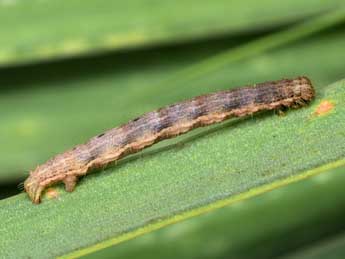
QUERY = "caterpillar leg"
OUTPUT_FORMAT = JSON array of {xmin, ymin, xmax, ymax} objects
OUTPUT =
[
  {"xmin": 63, "ymin": 175, "xmax": 78, "ymax": 192},
  {"xmin": 277, "ymin": 109, "xmax": 286, "ymax": 116}
]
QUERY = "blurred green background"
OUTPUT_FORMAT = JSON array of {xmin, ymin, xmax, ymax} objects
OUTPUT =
[{"xmin": 0, "ymin": 1, "xmax": 344, "ymax": 258}]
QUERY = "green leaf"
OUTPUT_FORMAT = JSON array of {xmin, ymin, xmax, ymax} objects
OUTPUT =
[
  {"xmin": 0, "ymin": 0, "xmax": 343, "ymax": 66},
  {"xmin": 0, "ymin": 79, "xmax": 344, "ymax": 259}
]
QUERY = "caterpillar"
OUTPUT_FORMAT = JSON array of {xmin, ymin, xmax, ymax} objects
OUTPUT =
[{"xmin": 24, "ymin": 76, "xmax": 315, "ymax": 204}]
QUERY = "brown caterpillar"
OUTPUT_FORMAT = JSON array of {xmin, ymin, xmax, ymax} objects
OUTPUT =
[{"xmin": 24, "ymin": 76, "xmax": 315, "ymax": 204}]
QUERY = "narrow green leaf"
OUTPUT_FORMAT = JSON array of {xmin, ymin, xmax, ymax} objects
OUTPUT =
[
  {"xmin": 0, "ymin": 1, "xmax": 343, "ymax": 66},
  {"xmin": 0, "ymin": 79, "xmax": 344, "ymax": 258},
  {"xmin": 166, "ymin": 6, "xmax": 345, "ymax": 84}
]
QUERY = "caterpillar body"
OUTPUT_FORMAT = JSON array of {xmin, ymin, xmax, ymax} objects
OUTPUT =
[{"xmin": 24, "ymin": 76, "xmax": 315, "ymax": 203}]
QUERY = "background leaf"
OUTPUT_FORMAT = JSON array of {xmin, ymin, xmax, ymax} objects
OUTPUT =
[{"xmin": 0, "ymin": 0, "xmax": 343, "ymax": 66}]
